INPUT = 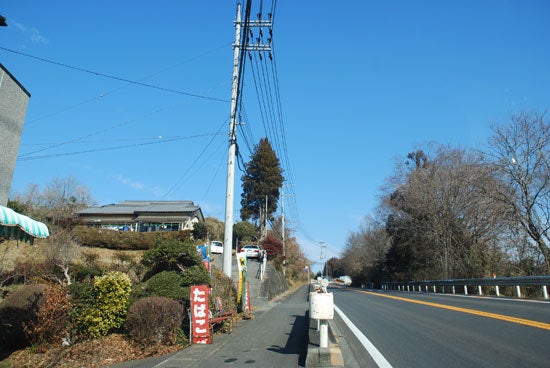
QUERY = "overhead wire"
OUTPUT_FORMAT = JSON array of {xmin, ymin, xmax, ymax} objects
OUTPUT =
[
  {"xmin": 22, "ymin": 42, "xmax": 232, "ymax": 127},
  {"xmin": 162, "ymin": 117, "xmax": 229, "ymax": 199},
  {"xmin": 18, "ymin": 98, "xmax": 199, "ymax": 158},
  {"xmin": 17, "ymin": 133, "xmax": 219, "ymax": 161},
  {"xmin": 233, "ymin": 0, "xmax": 307, "ymax": 243},
  {"xmin": 0, "ymin": 46, "xmax": 230, "ymax": 103}
]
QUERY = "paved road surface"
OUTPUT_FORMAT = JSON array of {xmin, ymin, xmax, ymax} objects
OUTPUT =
[{"xmin": 330, "ymin": 287, "xmax": 550, "ymax": 368}]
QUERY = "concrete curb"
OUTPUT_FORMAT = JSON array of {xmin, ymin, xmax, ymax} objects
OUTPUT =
[{"xmin": 305, "ymin": 315, "xmax": 344, "ymax": 367}]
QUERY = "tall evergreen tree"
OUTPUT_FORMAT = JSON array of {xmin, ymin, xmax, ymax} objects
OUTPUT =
[{"xmin": 240, "ymin": 138, "xmax": 284, "ymax": 233}]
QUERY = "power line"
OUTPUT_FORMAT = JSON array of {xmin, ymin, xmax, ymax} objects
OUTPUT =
[
  {"xmin": 18, "ymin": 99, "xmax": 196, "ymax": 158},
  {"xmin": 0, "ymin": 46, "xmax": 230, "ymax": 103},
  {"xmin": 17, "ymin": 133, "xmax": 219, "ymax": 161},
  {"xmin": 162, "ymin": 118, "xmax": 228, "ymax": 199}
]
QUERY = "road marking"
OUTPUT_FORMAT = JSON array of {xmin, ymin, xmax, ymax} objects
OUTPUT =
[
  {"xmin": 334, "ymin": 305, "xmax": 394, "ymax": 368},
  {"xmin": 356, "ymin": 290, "xmax": 550, "ymax": 331}
]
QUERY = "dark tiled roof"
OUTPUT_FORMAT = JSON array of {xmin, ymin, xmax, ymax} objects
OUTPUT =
[{"xmin": 77, "ymin": 200, "xmax": 200, "ymax": 215}]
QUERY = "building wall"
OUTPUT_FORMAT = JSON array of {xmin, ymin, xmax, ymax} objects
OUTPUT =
[{"xmin": 0, "ymin": 64, "xmax": 30, "ymax": 206}]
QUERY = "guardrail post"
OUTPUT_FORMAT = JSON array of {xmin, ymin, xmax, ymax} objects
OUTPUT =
[{"xmin": 385, "ymin": 276, "xmax": 550, "ymax": 300}]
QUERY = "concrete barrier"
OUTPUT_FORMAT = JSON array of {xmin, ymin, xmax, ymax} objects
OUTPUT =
[{"xmin": 305, "ymin": 283, "xmax": 344, "ymax": 367}]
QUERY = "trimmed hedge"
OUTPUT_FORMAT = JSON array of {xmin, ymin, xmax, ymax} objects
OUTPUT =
[
  {"xmin": 72, "ymin": 226, "xmax": 192, "ymax": 250},
  {"xmin": 145, "ymin": 271, "xmax": 189, "ymax": 302},
  {"xmin": 125, "ymin": 296, "xmax": 184, "ymax": 345}
]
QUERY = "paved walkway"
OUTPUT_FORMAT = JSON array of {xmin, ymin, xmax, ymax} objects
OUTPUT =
[{"xmin": 108, "ymin": 285, "xmax": 310, "ymax": 368}]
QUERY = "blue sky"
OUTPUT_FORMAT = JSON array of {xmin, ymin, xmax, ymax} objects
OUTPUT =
[{"xmin": 2, "ymin": 1, "xmax": 549, "ymax": 272}]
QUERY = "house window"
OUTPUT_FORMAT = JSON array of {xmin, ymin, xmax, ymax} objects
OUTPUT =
[{"xmin": 137, "ymin": 222, "xmax": 180, "ymax": 232}]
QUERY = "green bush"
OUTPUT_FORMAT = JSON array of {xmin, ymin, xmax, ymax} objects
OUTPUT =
[
  {"xmin": 124, "ymin": 296, "xmax": 184, "ymax": 345},
  {"xmin": 145, "ymin": 271, "xmax": 189, "ymax": 302},
  {"xmin": 180, "ymin": 264, "xmax": 210, "ymax": 286},
  {"xmin": 73, "ymin": 271, "xmax": 132, "ymax": 338},
  {"xmin": 0, "ymin": 284, "xmax": 47, "ymax": 350},
  {"xmin": 72, "ymin": 226, "xmax": 192, "ymax": 250},
  {"xmin": 141, "ymin": 239, "xmax": 203, "ymax": 278},
  {"xmin": 71, "ymin": 261, "xmax": 104, "ymax": 283}
]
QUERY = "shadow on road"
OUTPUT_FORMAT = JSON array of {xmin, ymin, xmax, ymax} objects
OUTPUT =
[{"xmin": 266, "ymin": 312, "xmax": 309, "ymax": 367}]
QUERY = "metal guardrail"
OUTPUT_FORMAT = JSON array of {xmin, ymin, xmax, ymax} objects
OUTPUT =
[{"xmin": 382, "ymin": 275, "xmax": 550, "ymax": 299}]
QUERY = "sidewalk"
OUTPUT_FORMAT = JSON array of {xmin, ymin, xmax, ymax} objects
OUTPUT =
[{"xmin": 108, "ymin": 284, "xmax": 310, "ymax": 368}]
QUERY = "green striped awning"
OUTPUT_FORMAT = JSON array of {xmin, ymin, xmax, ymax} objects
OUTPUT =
[{"xmin": 0, "ymin": 205, "xmax": 49, "ymax": 244}]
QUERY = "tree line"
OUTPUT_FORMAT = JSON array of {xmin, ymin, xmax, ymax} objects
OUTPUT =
[{"xmin": 327, "ymin": 111, "xmax": 550, "ymax": 286}]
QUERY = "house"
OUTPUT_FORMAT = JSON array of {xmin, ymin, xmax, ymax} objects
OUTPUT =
[
  {"xmin": 0, "ymin": 63, "xmax": 31, "ymax": 207},
  {"xmin": 75, "ymin": 200, "xmax": 204, "ymax": 232}
]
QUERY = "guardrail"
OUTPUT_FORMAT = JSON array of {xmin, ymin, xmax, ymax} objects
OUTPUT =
[{"xmin": 382, "ymin": 275, "xmax": 550, "ymax": 300}]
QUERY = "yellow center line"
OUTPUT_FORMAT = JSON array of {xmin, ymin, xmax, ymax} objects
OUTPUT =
[{"xmin": 354, "ymin": 290, "xmax": 550, "ymax": 331}]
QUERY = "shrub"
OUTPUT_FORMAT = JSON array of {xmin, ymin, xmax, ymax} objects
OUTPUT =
[
  {"xmin": 72, "ymin": 226, "xmax": 192, "ymax": 250},
  {"xmin": 71, "ymin": 261, "xmax": 104, "ymax": 283},
  {"xmin": 124, "ymin": 296, "xmax": 184, "ymax": 345},
  {"xmin": 141, "ymin": 239, "xmax": 203, "ymax": 278},
  {"xmin": 0, "ymin": 284, "xmax": 47, "ymax": 350},
  {"xmin": 211, "ymin": 268, "xmax": 237, "ymax": 313},
  {"xmin": 24, "ymin": 284, "xmax": 71, "ymax": 346},
  {"xmin": 180, "ymin": 264, "xmax": 210, "ymax": 287},
  {"xmin": 145, "ymin": 271, "xmax": 189, "ymax": 302},
  {"xmin": 1, "ymin": 261, "xmax": 56, "ymax": 287},
  {"xmin": 73, "ymin": 271, "xmax": 132, "ymax": 338}
]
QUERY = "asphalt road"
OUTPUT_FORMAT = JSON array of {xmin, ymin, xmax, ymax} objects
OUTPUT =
[{"xmin": 330, "ymin": 287, "xmax": 550, "ymax": 368}]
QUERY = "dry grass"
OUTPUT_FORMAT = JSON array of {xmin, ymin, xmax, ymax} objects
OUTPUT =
[
  {"xmin": 0, "ymin": 239, "xmax": 144, "ymax": 274},
  {"xmin": 3, "ymin": 334, "xmax": 183, "ymax": 368},
  {"xmin": 0, "ymin": 241, "xmax": 170, "ymax": 367}
]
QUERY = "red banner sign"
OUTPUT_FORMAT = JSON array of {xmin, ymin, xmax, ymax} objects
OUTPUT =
[{"xmin": 190, "ymin": 284, "xmax": 210, "ymax": 344}]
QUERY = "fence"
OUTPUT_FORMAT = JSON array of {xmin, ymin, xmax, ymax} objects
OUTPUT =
[{"xmin": 382, "ymin": 275, "xmax": 550, "ymax": 300}]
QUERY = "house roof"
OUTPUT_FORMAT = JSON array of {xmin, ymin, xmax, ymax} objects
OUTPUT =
[{"xmin": 77, "ymin": 200, "xmax": 202, "ymax": 217}]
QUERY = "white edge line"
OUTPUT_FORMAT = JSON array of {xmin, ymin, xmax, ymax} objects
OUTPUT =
[{"xmin": 334, "ymin": 304, "xmax": 394, "ymax": 368}]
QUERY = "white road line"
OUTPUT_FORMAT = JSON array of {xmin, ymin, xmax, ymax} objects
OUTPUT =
[{"xmin": 334, "ymin": 304, "xmax": 394, "ymax": 368}]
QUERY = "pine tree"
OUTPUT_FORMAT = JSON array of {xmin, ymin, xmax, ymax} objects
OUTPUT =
[{"xmin": 240, "ymin": 138, "xmax": 284, "ymax": 234}]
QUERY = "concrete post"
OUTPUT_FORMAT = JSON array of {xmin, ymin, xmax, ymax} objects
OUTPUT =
[{"xmin": 320, "ymin": 320, "xmax": 328, "ymax": 348}]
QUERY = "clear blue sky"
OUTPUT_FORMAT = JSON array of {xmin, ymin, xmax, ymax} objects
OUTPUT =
[{"xmin": 3, "ymin": 1, "xmax": 549, "ymax": 272}]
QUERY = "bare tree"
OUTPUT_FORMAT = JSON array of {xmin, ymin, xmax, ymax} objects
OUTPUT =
[
  {"xmin": 383, "ymin": 145, "xmax": 509, "ymax": 279},
  {"xmin": 340, "ymin": 216, "xmax": 391, "ymax": 284},
  {"xmin": 42, "ymin": 228, "xmax": 80, "ymax": 285},
  {"xmin": 12, "ymin": 176, "xmax": 95, "ymax": 226},
  {"xmin": 485, "ymin": 111, "xmax": 550, "ymax": 272}
]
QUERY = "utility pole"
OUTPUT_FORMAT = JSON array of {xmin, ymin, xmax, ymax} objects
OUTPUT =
[
  {"xmin": 281, "ymin": 183, "xmax": 294, "ymax": 263},
  {"xmin": 281, "ymin": 185, "xmax": 285, "ymax": 259},
  {"xmin": 223, "ymin": 2, "xmax": 272, "ymax": 278},
  {"xmin": 319, "ymin": 242, "xmax": 326, "ymax": 278},
  {"xmin": 222, "ymin": 3, "xmax": 242, "ymax": 277},
  {"xmin": 281, "ymin": 185, "xmax": 285, "ymax": 275}
]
